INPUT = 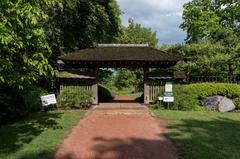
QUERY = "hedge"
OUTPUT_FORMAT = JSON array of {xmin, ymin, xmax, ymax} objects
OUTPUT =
[
  {"xmin": 0, "ymin": 86, "xmax": 48, "ymax": 124},
  {"xmin": 98, "ymin": 85, "xmax": 115, "ymax": 102},
  {"xmin": 57, "ymin": 87, "xmax": 92, "ymax": 109},
  {"xmin": 155, "ymin": 83, "xmax": 240, "ymax": 111}
]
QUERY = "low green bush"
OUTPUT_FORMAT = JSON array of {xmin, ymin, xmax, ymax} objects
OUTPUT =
[
  {"xmin": 0, "ymin": 87, "xmax": 25, "ymax": 124},
  {"xmin": 98, "ymin": 85, "xmax": 115, "ymax": 102},
  {"xmin": 0, "ymin": 85, "xmax": 49, "ymax": 124},
  {"xmin": 21, "ymin": 86, "xmax": 48, "ymax": 112},
  {"xmin": 135, "ymin": 93, "xmax": 144, "ymax": 103},
  {"xmin": 233, "ymin": 98, "xmax": 240, "ymax": 110},
  {"xmin": 155, "ymin": 83, "xmax": 240, "ymax": 111},
  {"xmin": 58, "ymin": 87, "xmax": 92, "ymax": 109}
]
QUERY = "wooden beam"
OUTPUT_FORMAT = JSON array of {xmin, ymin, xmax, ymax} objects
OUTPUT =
[
  {"xmin": 92, "ymin": 81, "xmax": 98, "ymax": 105},
  {"xmin": 144, "ymin": 68, "xmax": 150, "ymax": 104},
  {"xmin": 92, "ymin": 69, "xmax": 99, "ymax": 105}
]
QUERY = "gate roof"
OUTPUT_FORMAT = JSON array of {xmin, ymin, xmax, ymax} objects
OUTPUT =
[{"xmin": 58, "ymin": 44, "xmax": 182, "ymax": 68}]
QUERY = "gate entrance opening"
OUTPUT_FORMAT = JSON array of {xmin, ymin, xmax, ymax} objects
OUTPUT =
[{"xmin": 57, "ymin": 44, "xmax": 182, "ymax": 104}]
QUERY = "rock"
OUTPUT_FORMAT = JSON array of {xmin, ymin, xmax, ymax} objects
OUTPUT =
[
  {"xmin": 218, "ymin": 97, "xmax": 235, "ymax": 112},
  {"xmin": 202, "ymin": 96, "xmax": 235, "ymax": 112},
  {"xmin": 202, "ymin": 96, "xmax": 223, "ymax": 111}
]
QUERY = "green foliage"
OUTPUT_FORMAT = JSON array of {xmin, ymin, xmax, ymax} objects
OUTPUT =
[
  {"xmin": 176, "ymin": 0, "xmax": 240, "ymax": 77},
  {"xmin": 58, "ymin": 87, "xmax": 92, "ymax": 109},
  {"xmin": 135, "ymin": 93, "xmax": 144, "ymax": 103},
  {"xmin": 155, "ymin": 83, "xmax": 240, "ymax": 111},
  {"xmin": 181, "ymin": 0, "xmax": 240, "ymax": 45},
  {"xmin": 20, "ymin": 86, "xmax": 48, "ymax": 112},
  {"xmin": 51, "ymin": 0, "xmax": 121, "ymax": 52},
  {"xmin": 134, "ymin": 69, "xmax": 144, "ymax": 92},
  {"xmin": 114, "ymin": 68, "xmax": 136, "ymax": 90},
  {"xmin": 161, "ymin": 41, "xmax": 240, "ymax": 76},
  {"xmin": 0, "ymin": 87, "xmax": 25, "ymax": 124},
  {"xmin": 98, "ymin": 69, "xmax": 116, "ymax": 91},
  {"xmin": 98, "ymin": 85, "xmax": 115, "ymax": 102},
  {"xmin": 0, "ymin": 85, "xmax": 49, "ymax": 124},
  {"xmin": 233, "ymin": 98, "xmax": 240, "ymax": 110},
  {"xmin": 117, "ymin": 19, "xmax": 158, "ymax": 48},
  {"xmin": 0, "ymin": 0, "xmax": 60, "ymax": 89},
  {"xmin": 113, "ymin": 19, "xmax": 158, "ymax": 91}
]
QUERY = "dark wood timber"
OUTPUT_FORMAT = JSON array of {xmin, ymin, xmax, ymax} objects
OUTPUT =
[{"xmin": 59, "ymin": 45, "xmax": 182, "ymax": 68}]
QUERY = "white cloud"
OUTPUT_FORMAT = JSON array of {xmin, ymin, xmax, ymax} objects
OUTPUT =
[{"xmin": 116, "ymin": 0, "xmax": 191, "ymax": 44}]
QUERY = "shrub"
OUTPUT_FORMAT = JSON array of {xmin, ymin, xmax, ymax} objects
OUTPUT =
[
  {"xmin": 154, "ymin": 83, "xmax": 240, "ymax": 111},
  {"xmin": 233, "ymin": 98, "xmax": 240, "ymax": 110},
  {"xmin": 0, "ymin": 87, "xmax": 25, "ymax": 124},
  {"xmin": 20, "ymin": 86, "xmax": 48, "ymax": 112},
  {"xmin": 58, "ymin": 87, "xmax": 92, "ymax": 109},
  {"xmin": 98, "ymin": 85, "xmax": 115, "ymax": 102},
  {"xmin": 0, "ymin": 85, "xmax": 50, "ymax": 124},
  {"xmin": 135, "ymin": 93, "xmax": 144, "ymax": 103}
]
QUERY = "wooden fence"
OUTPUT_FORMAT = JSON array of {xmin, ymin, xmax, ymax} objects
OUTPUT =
[
  {"xmin": 147, "ymin": 75, "xmax": 240, "ymax": 103},
  {"xmin": 187, "ymin": 75, "xmax": 240, "ymax": 83},
  {"xmin": 58, "ymin": 79, "xmax": 98, "ymax": 104},
  {"xmin": 148, "ymin": 80, "xmax": 165, "ymax": 102}
]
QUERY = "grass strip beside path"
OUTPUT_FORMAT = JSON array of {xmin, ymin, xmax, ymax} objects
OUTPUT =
[
  {"xmin": 152, "ymin": 110, "xmax": 240, "ymax": 159},
  {"xmin": 0, "ymin": 110, "xmax": 84, "ymax": 159}
]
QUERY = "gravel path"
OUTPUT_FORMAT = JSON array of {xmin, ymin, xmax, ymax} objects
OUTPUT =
[{"xmin": 54, "ymin": 102, "xmax": 178, "ymax": 159}]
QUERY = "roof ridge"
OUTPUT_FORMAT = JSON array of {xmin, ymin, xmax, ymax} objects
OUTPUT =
[{"xmin": 98, "ymin": 44, "xmax": 149, "ymax": 47}]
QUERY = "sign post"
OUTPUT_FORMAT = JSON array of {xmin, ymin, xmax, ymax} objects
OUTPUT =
[
  {"xmin": 41, "ymin": 94, "xmax": 57, "ymax": 106},
  {"xmin": 163, "ymin": 82, "xmax": 174, "ymax": 109}
]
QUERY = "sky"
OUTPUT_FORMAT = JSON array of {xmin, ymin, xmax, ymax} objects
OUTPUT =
[{"xmin": 116, "ymin": 0, "xmax": 191, "ymax": 45}]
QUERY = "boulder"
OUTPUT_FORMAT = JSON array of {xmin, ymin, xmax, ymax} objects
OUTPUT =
[
  {"xmin": 218, "ymin": 97, "xmax": 235, "ymax": 112},
  {"xmin": 202, "ymin": 96, "xmax": 223, "ymax": 111},
  {"xmin": 202, "ymin": 96, "xmax": 235, "ymax": 112}
]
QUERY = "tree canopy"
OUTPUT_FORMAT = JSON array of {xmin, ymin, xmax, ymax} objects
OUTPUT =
[
  {"xmin": 117, "ymin": 19, "xmax": 158, "ymax": 48},
  {"xmin": 181, "ymin": 0, "xmax": 240, "ymax": 45},
  {"xmin": 0, "ymin": 0, "xmax": 62, "ymax": 88},
  {"xmin": 52, "ymin": 0, "xmax": 122, "ymax": 52},
  {"xmin": 169, "ymin": 0, "xmax": 240, "ymax": 76},
  {"xmin": 0, "ymin": 0, "xmax": 123, "ymax": 121},
  {"xmin": 0, "ymin": 0, "xmax": 122, "ymax": 89},
  {"xmin": 161, "ymin": 41, "xmax": 240, "ymax": 76}
]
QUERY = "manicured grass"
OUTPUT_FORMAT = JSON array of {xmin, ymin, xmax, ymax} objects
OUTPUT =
[
  {"xmin": 152, "ymin": 110, "xmax": 240, "ymax": 159},
  {"xmin": 116, "ymin": 88, "xmax": 142, "ymax": 99},
  {"xmin": 0, "ymin": 110, "xmax": 84, "ymax": 159}
]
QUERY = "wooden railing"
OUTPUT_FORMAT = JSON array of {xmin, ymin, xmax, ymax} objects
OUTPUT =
[
  {"xmin": 187, "ymin": 75, "xmax": 240, "ymax": 83},
  {"xmin": 148, "ymin": 81, "xmax": 164, "ymax": 102}
]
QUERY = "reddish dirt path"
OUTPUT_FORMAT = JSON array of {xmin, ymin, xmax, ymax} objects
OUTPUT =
[
  {"xmin": 113, "ymin": 96, "xmax": 136, "ymax": 101},
  {"xmin": 54, "ymin": 102, "xmax": 178, "ymax": 159}
]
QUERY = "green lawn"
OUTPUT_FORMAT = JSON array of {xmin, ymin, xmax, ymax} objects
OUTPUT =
[
  {"xmin": 0, "ymin": 110, "xmax": 84, "ymax": 159},
  {"xmin": 116, "ymin": 88, "xmax": 142, "ymax": 99},
  {"xmin": 152, "ymin": 110, "xmax": 240, "ymax": 159}
]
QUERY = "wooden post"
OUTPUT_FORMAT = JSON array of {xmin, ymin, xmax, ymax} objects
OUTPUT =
[
  {"xmin": 92, "ymin": 69, "xmax": 99, "ymax": 105},
  {"xmin": 92, "ymin": 80, "xmax": 98, "ymax": 105},
  {"xmin": 144, "ymin": 68, "xmax": 150, "ymax": 104}
]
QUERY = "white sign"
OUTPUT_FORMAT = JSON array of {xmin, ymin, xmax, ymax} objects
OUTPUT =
[
  {"xmin": 158, "ymin": 97, "xmax": 163, "ymax": 101},
  {"xmin": 165, "ymin": 82, "xmax": 173, "ymax": 92},
  {"xmin": 41, "ymin": 94, "xmax": 57, "ymax": 106},
  {"xmin": 163, "ymin": 96, "xmax": 174, "ymax": 102}
]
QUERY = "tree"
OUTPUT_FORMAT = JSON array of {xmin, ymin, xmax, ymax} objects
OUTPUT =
[
  {"xmin": 50, "ymin": 0, "xmax": 122, "ymax": 53},
  {"xmin": 161, "ymin": 41, "xmax": 240, "ymax": 76},
  {"xmin": 181, "ymin": 0, "xmax": 240, "ymax": 45},
  {"xmin": 117, "ymin": 19, "xmax": 158, "ymax": 48},
  {"xmin": 178, "ymin": 0, "xmax": 240, "ymax": 77},
  {"xmin": 112, "ymin": 20, "xmax": 159, "ymax": 91},
  {"xmin": 0, "ymin": 0, "xmax": 62, "ymax": 89},
  {"xmin": 114, "ymin": 68, "xmax": 136, "ymax": 90}
]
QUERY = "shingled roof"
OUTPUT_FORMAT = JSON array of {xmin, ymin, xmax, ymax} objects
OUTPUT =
[
  {"xmin": 59, "ymin": 44, "xmax": 182, "ymax": 68},
  {"xmin": 56, "ymin": 71, "xmax": 96, "ymax": 79}
]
